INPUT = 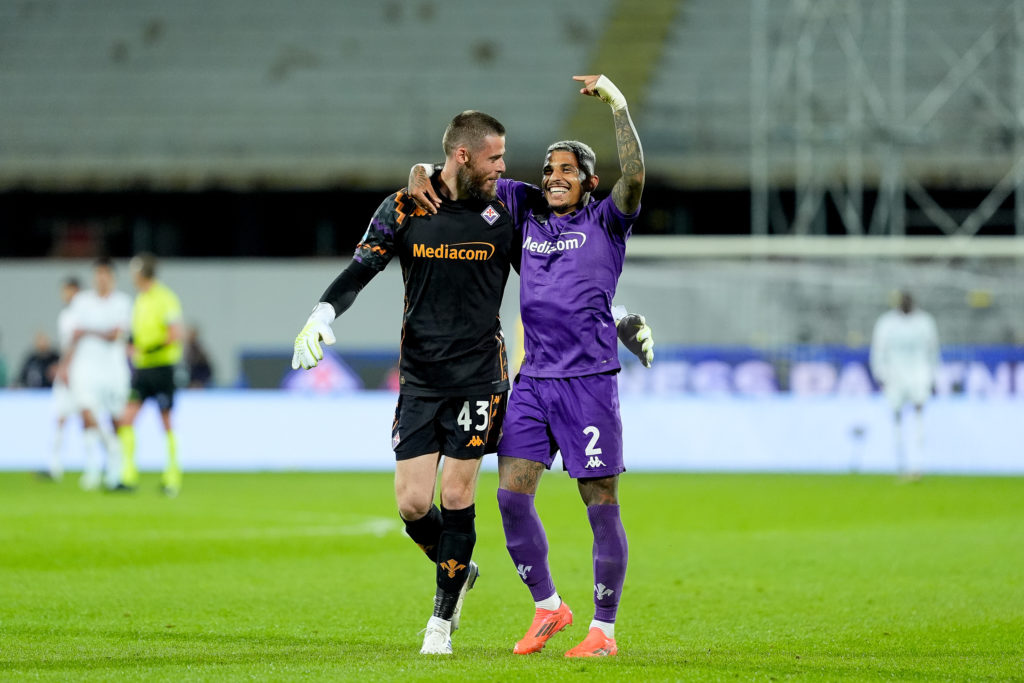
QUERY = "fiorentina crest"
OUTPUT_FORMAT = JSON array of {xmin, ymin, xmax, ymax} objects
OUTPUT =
[{"xmin": 480, "ymin": 205, "xmax": 500, "ymax": 225}]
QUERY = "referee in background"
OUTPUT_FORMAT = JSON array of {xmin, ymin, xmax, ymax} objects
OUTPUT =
[{"xmin": 119, "ymin": 252, "xmax": 185, "ymax": 496}]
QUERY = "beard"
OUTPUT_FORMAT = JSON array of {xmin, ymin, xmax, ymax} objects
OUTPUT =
[{"xmin": 457, "ymin": 162, "xmax": 496, "ymax": 201}]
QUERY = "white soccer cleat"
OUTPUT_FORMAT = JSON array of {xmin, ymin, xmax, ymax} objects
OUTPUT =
[
  {"xmin": 79, "ymin": 470, "xmax": 101, "ymax": 491},
  {"xmin": 420, "ymin": 616, "xmax": 453, "ymax": 655},
  {"xmin": 451, "ymin": 560, "xmax": 479, "ymax": 632}
]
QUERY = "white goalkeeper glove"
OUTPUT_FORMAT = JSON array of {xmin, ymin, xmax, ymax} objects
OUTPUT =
[
  {"xmin": 291, "ymin": 302, "xmax": 336, "ymax": 370},
  {"xmin": 613, "ymin": 306, "xmax": 654, "ymax": 368}
]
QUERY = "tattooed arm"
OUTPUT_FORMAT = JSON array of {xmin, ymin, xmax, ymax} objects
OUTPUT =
[
  {"xmin": 572, "ymin": 74, "xmax": 645, "ymax": 214},
  {"xmin": 609, "ymin": 107, "xmax": 645, "ymax": 214}
]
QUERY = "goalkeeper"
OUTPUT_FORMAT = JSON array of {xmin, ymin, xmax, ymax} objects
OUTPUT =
[{"xmin": 406, "ymin": 74, "xmax": 652, "ymax": 657}]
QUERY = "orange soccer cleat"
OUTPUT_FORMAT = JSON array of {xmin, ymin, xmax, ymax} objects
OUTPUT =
[
  {"xmin": 512, "ymin": 601, "xmax": 573, "ymax": 654},
  {"xmin": 564, "ymin": 627, "xmax": 618, "ymax": 657}
]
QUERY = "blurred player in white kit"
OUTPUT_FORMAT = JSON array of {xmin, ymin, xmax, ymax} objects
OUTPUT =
[
  {"xmin": 870, "ymin": 291, "xmax": 940, "ymax": 480},
  {"xmin": 56, "ymin": 258, "xmax": 132, "ymax": 490},
  {"xmin": 42, "ymin": 276, "xmax": 83, "ymax": 481}
]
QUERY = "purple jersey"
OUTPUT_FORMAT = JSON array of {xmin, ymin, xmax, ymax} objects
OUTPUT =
[{"xmin": 497, "ymin": 178, "xmax": 639, "ymax": 378}]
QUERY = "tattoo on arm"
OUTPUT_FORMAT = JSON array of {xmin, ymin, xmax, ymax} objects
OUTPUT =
[
  {"xmin": 409, "ymin": 165, "xmax": 430, "ymax": 194},
  {"xmin": 611, "ymin": 108, "xmax": 645, "ymax": 214}
]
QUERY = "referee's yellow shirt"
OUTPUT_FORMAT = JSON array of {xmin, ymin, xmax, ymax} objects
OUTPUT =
[{"xmin": 132, "ymin": 281, "xmax": 183, "ymax": 369}]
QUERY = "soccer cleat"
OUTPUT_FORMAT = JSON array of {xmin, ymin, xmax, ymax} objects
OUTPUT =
[
  {"xmin": 79, "ymin": 470, "xmax": 101, "ymax": 491},
  {"xmin": 161, "ymin": 467, "xmax": 182, "ymax": 497},
  {"xmin": 564, "ymin": 627, "xmax": 618, "ymax": 657},
  {"xmin": 121, "ymin": 462, "xmax": 140, "ymax": 488},
  {"xmin": 419, "ymin": 616, "xmax": 452, "ymax": 655},
  {"xmin": 450, "ymin": 560, "xmax": 478, "ymax": 632},
  {"xmin": 512, "ymin": 601, "xmax": 573, "ymax": 654}
]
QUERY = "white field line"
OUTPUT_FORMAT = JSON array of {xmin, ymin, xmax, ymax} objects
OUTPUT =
[{"xmin": 0, "ymin": 517, "xmax": 402, "ymax": 542}]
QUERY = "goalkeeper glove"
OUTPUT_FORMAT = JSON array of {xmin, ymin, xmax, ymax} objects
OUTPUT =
[
  {"xmin": 291, "ymin": 302, "xmax": 337, "ymax": 370},
  {"xmin": 613, "ymin": 309, "xmax": 654, "ymax": 368}
]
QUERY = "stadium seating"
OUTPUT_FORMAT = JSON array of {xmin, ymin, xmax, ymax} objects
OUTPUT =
[
  {"xmin": 641, "ymin": 0, "xmax": 1019, "ymax": 184},
  {"xmin": 0, "ymin": 0, "xmax": 613, "ymax": 187}
]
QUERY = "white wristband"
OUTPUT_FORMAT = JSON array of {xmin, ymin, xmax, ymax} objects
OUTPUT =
[
  {"xmin": 416, "ymin": 163, "xmax": 436, "ymax": 178},
  {"xmin": 595, "ymin": 75, "xmax": 627, "ymax": 112},
  {"xmin": 611, "ymin": 305, "xmax": 628, "ymax": 325},
  {"xmin": 309, "ymin": 301, "xmax": 336, "ymax": 326}
]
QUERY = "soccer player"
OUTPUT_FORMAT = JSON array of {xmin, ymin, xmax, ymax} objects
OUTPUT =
[
  {"xmin": 118, "ymin": 253, "xmax": 185, "ymax": 496},
  {"xmin": 39, "ymin": 276, "xmax": 82, "ymax": 481},
  {"xmin": 291, "ymin": 111, "xmax": 516, "ymax": 655},
  {"xmin": 407, "ymin": 74, "xmax": 651, "ymax": 657},
  {"xmin": 870, "ymin": 290, "xmax": 940, "ymax": 480},
  {"xmin": 56, "ymin": 259, "xmax": 131, "ymax": 491}
]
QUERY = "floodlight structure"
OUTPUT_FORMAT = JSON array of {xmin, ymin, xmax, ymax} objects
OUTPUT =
[{"xmin": 750, "ymin": 0, "xmax": 1024, "ymax": 236}]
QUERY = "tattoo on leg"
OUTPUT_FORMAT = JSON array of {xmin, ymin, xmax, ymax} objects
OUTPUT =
[
  {"xmin": 578, "ymin": 474, "xmax": 619, "ymax": 506},
  {"xmin": 498, "ymin": 456, "xmax": 544, "ymax": 494}
]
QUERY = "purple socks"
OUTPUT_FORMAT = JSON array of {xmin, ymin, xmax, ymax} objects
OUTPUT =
[
  {"xmin": 497, "ymin": 488, "xmax": 556, "ymax": 601},
  {"xmin": 588, "ymin": 504, "xmax": 628, "ymax": 622},
  {"xmin": 498, "ymin": 489, "xmax": 629, "ymax": 624}
]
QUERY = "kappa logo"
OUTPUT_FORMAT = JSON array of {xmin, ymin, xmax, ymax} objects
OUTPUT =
[
  {"xmin": 522, "ymin": 231, "xmax": 587, "ymax": 255},
  {"xmin": 585, "ymin": 456, "xmax": 607, "ymax": 469},
  {"xmin": 466, "ymin": 435, "xmax": 484, "ymax": 447},
  {"xmin": 440, "ymin": 559, "xmax": 466, "ymax": 579},
  {"xmin": 481, "ymin": 205, "xmax": 500, "ymax": 225},
  {"xmin": 516, "ymin": 564, "xmax": 532, "ymax": 580},
  {"xmin": 595, "ymin": 583, "xmax": 615, "ymax": 600}
]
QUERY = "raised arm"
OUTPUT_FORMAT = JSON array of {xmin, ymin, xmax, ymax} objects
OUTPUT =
[{"xmin": 573, "ymin": 74, "xmax": 645, "ymax": 214}]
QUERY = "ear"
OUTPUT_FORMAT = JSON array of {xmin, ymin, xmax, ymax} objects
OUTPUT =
[
  {"xmin": 454, "ymin": 146, "xmax": 470, "ymax": 164},
  {"xmin": 584, "ymin": 174, "xmax": 599, "ymax": 192}
]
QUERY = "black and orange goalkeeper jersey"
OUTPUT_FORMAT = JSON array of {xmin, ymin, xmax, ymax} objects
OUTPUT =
[{"xmin": 340, "ymin": 184, "xmax": 518, "ymax": 397}]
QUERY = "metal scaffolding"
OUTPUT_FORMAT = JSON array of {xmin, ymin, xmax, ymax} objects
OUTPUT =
[{"xmin": 750, "ymin": 0, "xmax": 1024, "ymax": 236}]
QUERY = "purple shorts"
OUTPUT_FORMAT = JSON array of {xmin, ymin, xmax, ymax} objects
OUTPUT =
[{"xmin": 497, "ymin": 372, "xmax": 624, "ymax": 479}]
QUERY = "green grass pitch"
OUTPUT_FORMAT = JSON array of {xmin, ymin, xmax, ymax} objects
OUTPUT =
[{"xmin": 1, "ymin": 471, "xmax": 1022, "ymax": 681}]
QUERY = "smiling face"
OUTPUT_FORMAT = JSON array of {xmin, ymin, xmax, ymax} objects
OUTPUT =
[
  {"xmin": 542, "ymin": 150, "xmax": 596, "ymax": 215},
  {"xmin": 456, "ymin": 134, "xmax": 506, "ymax": 201}
]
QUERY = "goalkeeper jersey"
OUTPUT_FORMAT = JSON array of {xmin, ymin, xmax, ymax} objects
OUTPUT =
[
  {"xmin": 353, "ymin": 185, "xmax": 518, "ymax": 397},
  {"xmin": 496, "ymin": 178, "xmax": 639, "ymax": 378}
]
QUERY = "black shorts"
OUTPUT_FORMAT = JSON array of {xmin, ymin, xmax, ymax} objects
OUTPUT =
[
  {"xmin": 130, "ymin": 365, "xmax": 177, "ymax": 412},
  {"xmin": 392, "ymin": 392, "xmax": 507, "ymax": 461}
]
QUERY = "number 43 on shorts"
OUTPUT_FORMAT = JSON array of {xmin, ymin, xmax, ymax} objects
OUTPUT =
[{"xmin": 457, "ymin": 400, "xmax": 490, "ymax": 432}]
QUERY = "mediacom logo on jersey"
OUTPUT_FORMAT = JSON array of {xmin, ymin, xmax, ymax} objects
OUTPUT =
[
  {"xmin": 412, "ymin": 242, "xmax": 495, "ymax": 261},
  {"xmin": 522, "ymin": 231, "xmax": 587, "ymax": 254}
]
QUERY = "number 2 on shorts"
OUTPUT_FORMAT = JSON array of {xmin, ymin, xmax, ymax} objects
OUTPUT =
[
  {"xmin": 457, "ymin": 400, "xmax": 490, "ymax": 432},
  {"xmin": 583, "ymin": 425, "xmax": 603, "ymax": 455}
]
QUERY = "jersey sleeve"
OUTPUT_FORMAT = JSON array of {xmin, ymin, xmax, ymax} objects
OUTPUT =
[
  {"xmin": 164, "ymin": 289, "xmax": 183, "ymax": 324},
  {"xmin": 118, "ymin": 294, "xmax": 133, "ymax": 335},
  {"xmin": 353, "ymin": 191, "xmax": 417, "ymax": 272},
  {"xmin": 496, "ymin": 178, "xmax": 541, "ymax": 228},
  {"xmin": 596, "ymin": 194, "xmax": 640, "ymax": 240},
  {"xmin": 869, "ymin": 315, "xmax": 888, "ymax": 381}
]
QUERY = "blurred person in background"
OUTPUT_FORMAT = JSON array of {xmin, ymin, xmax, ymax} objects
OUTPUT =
[
  {"xmin": 36, "ymin": 276, "xmax": 82, "ymax": 481},
  {"xmin": 57, "ymin": 259, "xmax": 131, "ymax": 491},
  {"xmin": 185, "ymin": 325, "xmax": 214, "ymax": 388},
  {"xmin": 870, "ymin": 290, "xmax": 940, "ymax": 480},
  {"xmin": 17, "ymin": 332, "xmax": 60, "ymax": 388},
  {"xmin": 119, "ymin": 253, "xmax": 185, "ymax": 496}
]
